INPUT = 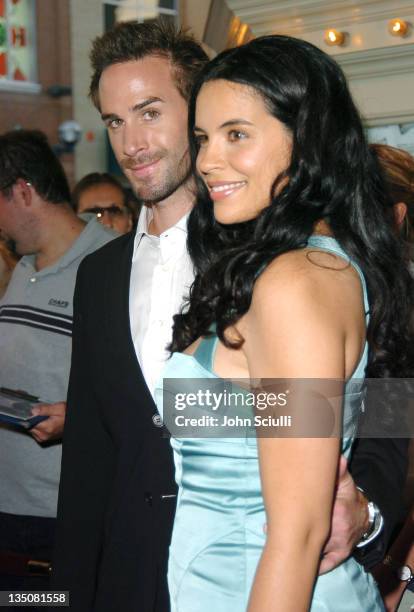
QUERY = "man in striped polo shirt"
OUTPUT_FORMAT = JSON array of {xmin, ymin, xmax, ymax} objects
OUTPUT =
[{"xmin": 0, "ymin": 130, "xmax": 116, "ymax": 595}]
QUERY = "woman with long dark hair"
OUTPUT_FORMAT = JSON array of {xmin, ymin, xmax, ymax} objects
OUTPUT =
[{"xmin": 156, "ymin": 35, "xmax": 413, "ymax": 611}]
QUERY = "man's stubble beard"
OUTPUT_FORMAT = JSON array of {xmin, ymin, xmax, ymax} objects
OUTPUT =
[{"xmin": 128, "ymin": 150, "xmax": 192, "ymax": 206}]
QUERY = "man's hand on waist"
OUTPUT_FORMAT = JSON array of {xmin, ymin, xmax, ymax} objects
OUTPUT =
[{"xmin": 319, "ymin": 455, "xmax": 369, "ymax": 574}]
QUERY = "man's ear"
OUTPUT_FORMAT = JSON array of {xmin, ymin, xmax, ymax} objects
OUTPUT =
[
  {"xmin": 13, "ymin": 178, "xmax": 34, "ymax": 207},
  {"xmin": 393, "ymin": 202, "xmax": 407, "ymax": 229}
]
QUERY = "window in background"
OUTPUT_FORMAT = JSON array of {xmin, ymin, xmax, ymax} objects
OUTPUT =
[
  {"xmin": 103, "ymin": 0, "xmax": 178, "ymax": 31},
  {"xmin": 0, "ymin": 0, "xmax": 38, "ymax": 92}
]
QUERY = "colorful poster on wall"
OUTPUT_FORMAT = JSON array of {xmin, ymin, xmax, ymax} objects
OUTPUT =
[
  {"xmin": 0, "ymin": 0, "xmax": 6, "ymax": 79},
  {"xmin": 0, "ymin": 53, "xmax": 6, "ymax": 77},
  {"xmin": 8, "ymin": 0, "xmax": 35, "ymax": 82},
  {"xmin": 0, "ymin": 0, "xmax": 36, "ymax": 83}
]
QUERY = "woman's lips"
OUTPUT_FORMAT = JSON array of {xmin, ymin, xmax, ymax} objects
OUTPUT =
[{"xmin": 207, "ymin": 181, "xmax": 247, "ymax": 201}]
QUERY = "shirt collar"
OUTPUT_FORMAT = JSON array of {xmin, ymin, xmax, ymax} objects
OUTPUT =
[
  {"xmin": 22, "ymin": 218, "xmax": 115, "ymax": 276},
  {"xmin": 133, "ymin": 205, "xmax": 190, "ymax": 253},
  {"xmin": 174, "ymin": 212, "xmax": 190, "ymax": 233},
  {"xmin": 136, "ymin": 205, "xmax": 152, "ymax": 238}
]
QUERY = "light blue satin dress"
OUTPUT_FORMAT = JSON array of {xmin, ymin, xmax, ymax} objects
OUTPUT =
[{"xmin": 155, "ymin": 237, "xmax": 384, "ymax": 612}]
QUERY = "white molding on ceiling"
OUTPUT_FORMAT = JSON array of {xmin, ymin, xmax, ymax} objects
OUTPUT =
[
  {"xmin": 227, "ymin": 0, "xmax": 414, "ymax": 35},
  {"xmin": 363, "ymin": 109, "xmax": 414, "ymax": 127},
  {"xmin": 336, "ymin": 43, "xmax": 414, "ymax": 78},
  {"xmin": 224, "ymin": 2, "xmax": 414, "ymax": 128}
]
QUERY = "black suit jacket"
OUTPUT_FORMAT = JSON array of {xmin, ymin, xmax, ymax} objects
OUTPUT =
[
  {"xmin": 52, "ymin": 231, "xmax": 408, "ymax": 611},
  {"xmin": 350, "ymin": 436, "xmax": 409, "ymax": 569},
  {"xmin": 52, "ymin": 233, "xmax": 177, "ymax": 612}
]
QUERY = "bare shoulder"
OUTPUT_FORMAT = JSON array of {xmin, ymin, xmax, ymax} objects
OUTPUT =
[
  {"xmin": 241, "ymin": 247, "xmax": 366, "ymax": 379},
  {"xmin": 251, "ymin": 247, "xmax": 363, "ymax": 314},
  {"xmin": 247, "ymin": 249, "xmax": 364, "ymax": 338}
]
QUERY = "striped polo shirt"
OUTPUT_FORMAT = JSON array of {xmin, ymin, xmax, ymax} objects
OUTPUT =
[{"xmin": 0, "ymin": 218, "xmax": 116, "ymax": 517}]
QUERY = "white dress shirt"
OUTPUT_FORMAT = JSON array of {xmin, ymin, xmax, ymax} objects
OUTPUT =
[{"xmin": 129, "ymin": 206, "xmax": 194, "ymax": 395}]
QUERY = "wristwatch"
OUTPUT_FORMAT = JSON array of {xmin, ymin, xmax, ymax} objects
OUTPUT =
[
  {"xmin": 383, "ymin": 554, "xmax": 414, "ymax": 582},
  {"xmin": 355, "ymin": 490, "xmax": 384, "ymax": 548}
]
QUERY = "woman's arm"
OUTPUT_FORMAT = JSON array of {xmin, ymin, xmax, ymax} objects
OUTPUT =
[{"xmin": 243, "ymin": 251, "xmax": 365, "ymax": 611}]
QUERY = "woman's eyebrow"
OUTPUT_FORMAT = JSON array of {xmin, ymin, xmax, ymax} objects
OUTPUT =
[
  {"xmin": 220, "ymin": 119, "xmax": 253, "ymax": 128},
  {"xmin": 194, "ymin": 119, "xmax": 254, "ymax": 132}
]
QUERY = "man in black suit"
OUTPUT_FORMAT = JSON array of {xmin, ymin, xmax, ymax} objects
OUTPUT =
[{"xmin": 52, "ymin": 20, "xmax": 408, "ymax": 612}]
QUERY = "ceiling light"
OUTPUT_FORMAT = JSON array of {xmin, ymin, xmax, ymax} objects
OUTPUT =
[
  {"xmin": 324, "ymin": 29, "xmax": 345, "ymax": 46},
  {"xmin": 388, "ymin": 19, "xmax": 410, "ymax": 37}
]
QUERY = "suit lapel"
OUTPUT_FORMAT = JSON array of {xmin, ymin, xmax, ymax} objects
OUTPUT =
[
  {"xmin": 103, "ymin": 233, "xmax": 147, "ymax": 389},
  {"xmin": 99, "ymin": 233, "xmax": 175, "ymax": 526}
]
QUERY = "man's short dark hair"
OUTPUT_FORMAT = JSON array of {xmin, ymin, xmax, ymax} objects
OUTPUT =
[
  {"xmin": 71, "ymin": 172, "xmax": 127, "ymax": 211},
  {"xmin": 89, "ymin": 19, "xmax": 209, "ymax": 110},
  {"xmin": 0, "ymin": 129, "xmax": 70, "ymax": 204}
]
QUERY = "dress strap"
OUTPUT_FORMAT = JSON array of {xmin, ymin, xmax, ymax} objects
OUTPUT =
[
  {"xmin": 192, "ymin": 332, "xmax": 219, "ymax": 374},
  {"xmin": 307, "ymin": 235, "xmax": 370, "ymax": 319}
]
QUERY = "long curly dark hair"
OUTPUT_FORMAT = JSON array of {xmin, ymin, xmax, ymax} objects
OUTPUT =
[{"xmin": 170, "ymin": 35, "xmax": 414, "ymax": 379}]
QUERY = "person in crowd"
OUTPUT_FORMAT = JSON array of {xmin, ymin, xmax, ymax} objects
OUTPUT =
[
  {"xmin": 0, "ymin": 238, "xmax": 18, "ymax": 297},
  {"xmin": 375, "ymin": 503, "xmax": 414, "ymax": 612},
  {"xmin": 370, "ymin": 143, "xmax": 414, "ymax": 262},
  {"xmin": 367, "ymin": 144, "xmax": 414, "ymax": 612},
  {"xmin": 71, "ymin": 172, "xmax": 134, "ymax": 234},
  {"xmin": 160, "ymin": 35, "xmax": 414, "ymax": 611},
  {"xmin": 0, "ymin": 130, "xmax": 115, "ymax": 597},
  {"xmin": 52, "ymin": 21, "xmax": 409, "ymax": 612}
]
